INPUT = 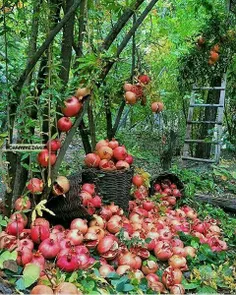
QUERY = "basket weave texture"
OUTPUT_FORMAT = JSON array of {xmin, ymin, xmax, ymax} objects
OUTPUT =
[
  {"xmin": 82, "ymin": 167, "xmax": 134, "ymax": 211},
  {"xmin": 45, "ymin": 172, "xmax": 90, "ymax": 225},
  {"xmin": 149, "ymin": 172, "xmax": 185, "ymax": 196}
]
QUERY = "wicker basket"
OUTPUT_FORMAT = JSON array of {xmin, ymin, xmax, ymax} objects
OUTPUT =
[
  {"xmin": 149, "ymin": 172, "xmax": 185, "ymax": 197},
  {"xmin": 44, "ymin": 172, "xmax": 91, "ymax": 226},
  {"xmin": 82, "ymin": 167, "xmax": 134, "ymax": 212}
]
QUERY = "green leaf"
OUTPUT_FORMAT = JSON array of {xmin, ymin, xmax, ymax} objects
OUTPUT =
[
  {"xmin": 123, "ymin": 283, "xmax": 134, "ymax": 292},
  {"xmin": 22, "ymin": 263, "xmax": 40, "ymax": 288},
  {"xmin": 107, "ymin": 272, "xmax": 120, "ymax": 279},
  {"xmin": 197, "ymin": 285, "xmax": 217, "ymax": 294},
  {"xmin": 16, "ymin": 278, "xmax": 26, "ymax": 291},
  {"xmin": 0, "ymin": 251, "xmax": 17, "ymax": 268},
  {"xmin": 69, "ymin": 271, "xmax": 78, "ymax": 283},
  {"xmin": 182, "ymin": 281, "xmax": 200, "ymax": 290}
]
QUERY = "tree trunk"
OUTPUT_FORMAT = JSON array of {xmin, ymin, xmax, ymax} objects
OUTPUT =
[
  {"xmin": 195, "ymin": 76, "xmax": 221, "ymax": 158},
  {"xmin": 59, "ymin": 0, "xmax": 76, "ymax": 85}
]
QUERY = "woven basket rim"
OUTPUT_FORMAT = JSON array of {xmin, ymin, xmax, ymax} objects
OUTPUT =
[
  {"xmin": 150, "ymin": 172, "xmax": 185, "ymax": 196},
  {"xmin": 82, "ymin": 166, "xmax": 134, "ymax": 175}
]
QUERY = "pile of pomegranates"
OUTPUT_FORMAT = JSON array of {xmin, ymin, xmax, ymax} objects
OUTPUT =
[
  {"xmin": 0, "ymin": 176, "xmax": 228, "ymax": 294},
  {"xmin": 123, "ymin": 74, "xmax": 150, "ymax": 106},
  {"xmin": 84, "ymin": 138, "xmax": 133, "ymax": 171},
  {"xmin": 153, "ymin": 178, "xmax": 183, "ymax": 207}
]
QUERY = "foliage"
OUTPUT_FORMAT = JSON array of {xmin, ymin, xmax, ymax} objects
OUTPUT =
[{"xmin": 0, "ymin": 214, "xmax": 8, "ymax": 232}]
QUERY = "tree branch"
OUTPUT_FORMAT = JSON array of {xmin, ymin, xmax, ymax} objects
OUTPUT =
[
  {"xmin": 101, "ymin": 0, "xmax": 145, "ymax": 51},
  {"xmin": 42, "ymin": 97, "xmax": 90, "ymax": 199},
  {"xmin": 59, "ymin": 0, "xmax": 76, "ymax": 85},
  {"xmin": 100, "ymin": 0, "xmax": 159, "ymax": 82},
  {"xmin": 9, "ymin": 0, "xmax": 81, "ymax": 134},
  {"xmin": 112, "ymin": 100, "xmax": 126, "ymax": 137},
  {"xmin": 13, "ymin": 0, "xmax": 81, "ymax": 95}
]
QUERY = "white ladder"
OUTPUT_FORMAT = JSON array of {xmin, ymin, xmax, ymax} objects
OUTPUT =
[{"xmin": 182, "ymin": 76, "xmax": 226, "ymax": 163}]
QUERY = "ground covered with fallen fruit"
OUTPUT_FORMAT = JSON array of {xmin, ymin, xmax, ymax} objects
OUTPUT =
[{"xmin": 0, "ymin": 150, "xmax": 236, "ymax": 294}]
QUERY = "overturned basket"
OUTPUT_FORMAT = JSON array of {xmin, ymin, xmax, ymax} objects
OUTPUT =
[
  {"xmin": 44, "ymin": 172, "xmax": 91, "ymax": 226},
  {"xmin": 149, "ymin": 172, "xmax": 185, "ymax": 197},
  {"xmin": 82, "ymin": 167, "xmax": 134, "ymax": 212}
]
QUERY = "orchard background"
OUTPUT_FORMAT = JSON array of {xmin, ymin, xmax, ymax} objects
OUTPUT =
[{"xmin": 0, "ymin": 0, "xmax": 236, "ymax": 294}]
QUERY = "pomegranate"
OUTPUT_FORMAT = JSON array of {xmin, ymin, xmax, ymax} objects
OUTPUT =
[
  {"xmin": 125, "ymin": 154, "xmax": 133, "ymax": 164},
  {"xmin": 141, "ymin": 260, "xmax": 158, "ymax": 275},
  {"xmin": 60, "ymin": 239, "xmax": 74, "ymax": 250},
  {"xmin": 99, "ymin": 159, "xmax": 116, "ymax": 171},
  {"xmin": 95, "ymin": 139, "xmax": 109, "ymax": 150},
  {"xmin": 70, "ymin": 218, "xmax": 88, "ymax": 234},
  {"xmin": 57, "ymin": 117, "xmax": 73, "ymax": 132},
  {"xmin": 57, "ymin": 254, "xmax": 79, "ymax": 272},
  {"xmin": 14, "ymin": 196, "xmax": 31, "ymax": 211},
  {"xmin": 27, "ymin": 178, "xmax": 44, "ymax": 194},
  {"xmin": 162, "ymin": 266, "xmax": 182, "ymax": 289},
  {"xmin": 30, "ymin": 225, "xmax": 50, "ymax": 244},
  {"xmin": 84, "ymin": 153, "xmax": 100, "ymax": 168},
  {"xmin": 52, "ymin": 176, "xmax": 70, "ymax": 196},
  {"xmin": 154, "ymin": 241, "xmax": 173, "ymax": 261},
  {"xmin": 170, "ymin": 284, "xmax": 185, "ymax": 294},
  {"xmin": 83, "ymin": 232, "xmax": 99, "ymax": 249},
  {"xmin": 31, "ymin": 218, "xmax": 50, "ymax": 228},
  {"xmin": 82, "ymin": 183, "xmax": 95, "ymax": 195},
  {"xmin": 6, "ymin": 221, "xmax": 24, "ymax": 236},
  {"xmin": 158, "ymin": 228, "xmax": 172, "ymax": 240},
  {"xmin": 97, "ymin": 146, "xmax": 113, "ymax": 160},
  {"xmin": 116, "ymin": 265, "xmax": 131, "ymax": 275},
  {"xmin": 97, "ymin": 235, "xmax": 119, "ymax": 260},
  {"xmin": 46, "ymin": 139, "xmax": 61, "ymax": 151},
  {"xmin": 108, "ymin": 138, "xmax": 119, "ymax": 149},
  {"xmin": 138, "ymin": 74, "xmax": 150, "ymax": 84},
  {"xmin": 183, "ymin": 246, "xmax": 196, "ymax": 258},
  {"xmin": 143, "ymin": 200, "xmax": 155, "ymax": 211},
  {"xmin": 154, "ymin": 183, "xmax": 161, "ymax": 191},
  {"xmin": 116, "ymin": 160, "xmax": 130, "ymax": 170},
  {"xmin": 209, "ymin": 51, "xmax": 219, "ymax": 62},
  {"xmin": 172, "ymin": 189, "xmax": 181, "ymax": 198},
  {"xmin": 168, "ymin": 255, "xmax": 187, "ymax": 270},
  {"xmin": 10, "ymin": 213, "xmax": 28, "ymax": 227},
  {"xmin": 80, "ymin": 191, "xmax": 93, "ymax": 206},
  {"xmin": 61, "ymin": 96, "xmax": 82, "ymax": 117},
  {"xmin": 107, "ymin": 215, "xmax": 123, "ymax": 234},
  {"xmin": 99, "ymin": 264, "xmax": 115, "ymax": 277},
  {"xmin": 172, "ymin": 247, "xmax": 185, "ymax": 256},
  {"xmin": 39, "ymin": 238, "xmax": 60, "ymax": 259},
  {"xmin": 54, "ymin": 282, "xmax": 80, "ymax": 295},
  {"xmin": 132, "ymin": 175, "xmax": 144, "ymax": 187},
  {"xmin": 146, "ymin": 273, "xmax": 160, "ymax": 284},
  {"xmin": 37, "ymin": 149, "xmax": 56, "ymax": 167},
  {"xmin": 31, "ymin": 251, "xmax": 45, "ymax": 267},
  {"xmin": 66, "ymin": 229, "xmax": 84, "ymax": 246},
  {"xmin": 100, "ymin": 206, "xmax": 112, "ymax": 221},
  {"xmin": 90, "ymin": 195, "xmax": 102, "ymax": 208},
  {"xmin": 77, "ymin": 253, "xmax": 94, "ymax": 269},
  {"xmin": 151, "ymin": 102, "xmax": 159, "ymax": 113},
  {"xmin": 87, "ymin": 226, "xmax": 105, "ymax": 241},
  {"xmin": 75, "ymin": 87, "xmax": 90, "ymax": 98},
  {"xmin": 130, "ymin": 84, "xmax": 143, "ymax": 98},
  {"xmin": 125, "ymin": 91, "xmax": 137, "ymax": 105},
  {"xmin": 157, "ymin": 101, "xmax": 164, "ymax": 112},
  {"xmin": 19, "ymin": 239, "xmax": 34, "ymax": 251},
  {"xmin": 17, "ymin": 247, "xmax": 33, "ymax": 266},
  {"xmin": 31, "ymin": 285, "xmax": 54, "ymax": 294},
  {"xmin": 117, "ymin": 251, "xmax": 137, "ymax": 269},
  {"xmin": 123, "ymin": 83, "xmax": 133, "ymax": 91}
]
